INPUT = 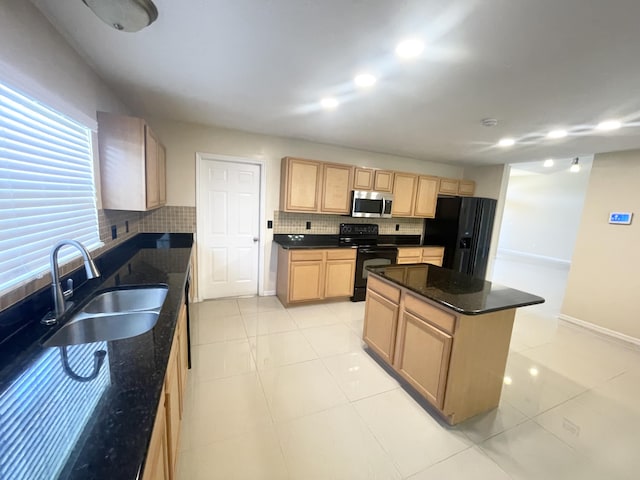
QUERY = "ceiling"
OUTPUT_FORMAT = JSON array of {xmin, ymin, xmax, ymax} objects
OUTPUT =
[{"xmin": 32, "ymin": 0, "xmax": 640, "ymax": 166}]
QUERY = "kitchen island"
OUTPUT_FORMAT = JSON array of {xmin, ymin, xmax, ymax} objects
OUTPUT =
[{"xmin": 363, "ymin": 263, "xmax": 543, "ymax": 425}]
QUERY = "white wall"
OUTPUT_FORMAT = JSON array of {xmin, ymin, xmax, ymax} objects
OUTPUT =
[
  {"xmin": 498, "ymin": 164, "xmax": 592, "ymax": 262},
  {"xmin": 0, "ymin": 0, "xmax": 128, "ymax": 125},
  {"xmin": 148, "ymin": 117, "xmax": 464, "ymax": 294},
  {"xmin": 562, "ymin": 150, "xmax": 640, "ymax": 340}
]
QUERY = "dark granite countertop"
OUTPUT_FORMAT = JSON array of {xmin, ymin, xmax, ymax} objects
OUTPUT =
[
  {"xmin": 0, "ymin": 233, "xmax": 193, "ymax": 480},
  {"xmin": 274, "ymin": 233, "xmax": 422, "ymax": 249},
  {"xmin": 367, "ymin": 263, "xmax": 544, "ymax": 315}
]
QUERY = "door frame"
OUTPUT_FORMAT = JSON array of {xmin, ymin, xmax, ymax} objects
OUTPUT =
[{"xmin": 195, "ymin": 152, "xmax": 266, "ymax": 300}]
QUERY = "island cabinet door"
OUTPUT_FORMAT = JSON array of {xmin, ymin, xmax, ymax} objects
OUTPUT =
[
  {"xmin": 363, "ymin": 290, "xmax": 399, "ymax": 364},
  {"xmin": 394, "ymin": 311, "xmax": 452, "ymax": 409}
]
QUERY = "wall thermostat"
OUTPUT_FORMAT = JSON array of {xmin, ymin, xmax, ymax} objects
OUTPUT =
[{"xmin": 609, "ymin": 212, "xmax": 633, "ymax": 225}]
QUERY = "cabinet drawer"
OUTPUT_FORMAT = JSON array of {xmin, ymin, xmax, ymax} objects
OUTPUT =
[
  {"xmin": 290, "ymin": 250, "xmax": 324, "ymax": 261},
  {"xmin": 397, "ymin": 247, "xmax": 422, "ymax": 258},
  {"xmin": 326, "ymin": 248, "xmax": 357, "ymax": 260},
  {"xmin": 404, "ymin": 293, "xmax": 456, "ymax": 334},
  {"xmin": 367, "ymin": 275, "xmax": 401, "ymax": 304},
  {"xmin": 422, "ymin": 247, "xmax": 444, "ymax": 257}
]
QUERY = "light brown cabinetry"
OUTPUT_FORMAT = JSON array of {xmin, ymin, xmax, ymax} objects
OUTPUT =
[
  {"xmin": 374, "ymin": 170, "xmax": 394, "ymax": 192},
  {"xmin": 458, "ymin": 180, "xmax": 475, "ymax": 196},
  {"xmin": 142, "ymin": 386, "xmax": 170, "ymax": 480},
  {"xmin": 97, "ymin": 111, "xmax": 167, "ymax": 211},
  {"xmin": 276, "ymin": 247, "xmax": 356, "ymax": 306},
  {"xmin": 438, "ymin": 178, "xmax": 460, "ymax": 196},
  {"xmin": 391, "ymin": 173, "xmax": 417, "ymax": 217},
  {"xmin": 439, "ymin": 178, "xmax": 476, "ymax": 196},
  {"xmin": 280, "ymin": 157, "xmax": 321, "ymax": 212},
  {"xmin": 397, "ymin": 246, "xmax": 444, "ymax": 266},
  {"xmin": 142, "ymin": 297, "xmax": 189, "ymax": 480},
  {"xmin": 280, "ymin": 157, "xmax": 353, "ymax": 214},
  {"xmin": 321, "ymin": 163, "xmax": 353, "ymax": 213},
  {"xmin": 353, "ymin": 167, "xmax": 374, "ymax": 190},
  {"xmin": 362, "ymin": 271, "xmax": 517, "ymax": 425},
  {"xmin": 363, "ymin": 276, "xmax": 401, "ymax": 364},
  {"xmin": 413, "ymin": 176, "xmax": 439, "ymax": 218}
]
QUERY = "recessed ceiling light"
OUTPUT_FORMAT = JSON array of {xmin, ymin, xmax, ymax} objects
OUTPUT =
[
  {"xmin": 354, "ymin": 73, "xmax": 377, "ymax": 88},
  {"xmin": 320, "ymin": 97, "xmax": 339, "ymax": 109},
  {"xmin": 497, "ymin": 138, "xmax": 515, "ymax": 147},
  {"xmin": 596, "ymin": 119, "xmax": 622, "ymax": 131},
  {"xmin": 547, "ymin": 129, "xmax": 568, "ymax": 139},
  {"xmin": 395, "ymin": 39, "xmax": 425, "ymax": 59},
  {"xmin": 543, "ymin": 158, "xmax": 554, "ymax": 167},
  {"xmin": 528, "ymin": 367, "xmax": 539, "ymax": 377}
]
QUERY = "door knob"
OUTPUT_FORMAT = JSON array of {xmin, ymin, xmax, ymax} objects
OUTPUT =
[{"xmin": 253, "ymin": 237, "xmax": 259, "ymax": 242}]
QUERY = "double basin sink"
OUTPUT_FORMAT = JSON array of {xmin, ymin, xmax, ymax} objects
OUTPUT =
[{"xmin": 44, "ymin": 285, "xmax": 169, "ymax": 347}]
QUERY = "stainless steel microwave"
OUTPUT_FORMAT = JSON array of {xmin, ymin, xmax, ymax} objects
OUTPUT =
[{"xmin": 351, "ymin": 190, "xmax": 394, "ymax": 218}]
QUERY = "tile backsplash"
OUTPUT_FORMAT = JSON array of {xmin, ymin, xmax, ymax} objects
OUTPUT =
[
  {"xmin": 0, "ymin": 206, "xmax": 196, "ymax": 312},
  {"xmin": 273, "ymin": 211, "xmax": 424, "ymax": 235}
]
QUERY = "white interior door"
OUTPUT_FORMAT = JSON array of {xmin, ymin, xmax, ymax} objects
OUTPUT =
[{"xmin": 197, "ymin": 159, "xmax": 261, "ymax": 299}]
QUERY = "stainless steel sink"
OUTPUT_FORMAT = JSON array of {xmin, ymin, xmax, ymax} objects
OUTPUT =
[
  {"xmin": 81, "ymin": 286, "xmax": 168, "ymax": 314},
  {"xmin": 44, "ymin": 312, "xmax": 160, "ymax": 347},
  {"xmin": 43, "ymin": 285, "xmax": 169, "ymax": 347}
]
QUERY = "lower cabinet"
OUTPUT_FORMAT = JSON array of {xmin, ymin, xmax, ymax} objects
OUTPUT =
[
  {"xmin": 143, "ymin": 386, "xmax": 170, "ymax": 480},
  {"xmin": 142, "ymin": 298, "xmax": 189, "ymax": 480},
  {"xmin": 394, "ymin": 310, "xmax": 452, "ymax": 408},
  {"xmin": 362, "ymin": 273, "xmax": 517, "ymax": 425},
  {"xmin": 277, "ymin": 247, "xmax": 356, "ymax": 306}
]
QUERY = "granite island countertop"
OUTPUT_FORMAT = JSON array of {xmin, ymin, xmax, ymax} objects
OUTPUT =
[
  {"xmin": 367, "ymin": 263, "xmax": 544, "ymax": 315},
  {"xmin": 0, "ymin": 233, "xmax": 193, "ymax": 480}
]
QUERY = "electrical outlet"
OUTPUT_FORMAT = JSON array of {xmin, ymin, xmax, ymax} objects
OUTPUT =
[
  {"xmin": 267, "ymin": 220, "xmax": 273, "ymax": 229},
  {"xmin": 111, "ymin": 225, "xmax": 117, "ymax": 240},
  {"xmin": 306, "ymin": 221, "xmax": 311, "ymax": 230},
  {"xmin": 125, "ymin": 220, "xmax": 129, "ymax": 233},
  {"xmin": 395, "ymin": 224, "xmax": 400, "ymax": 231}
]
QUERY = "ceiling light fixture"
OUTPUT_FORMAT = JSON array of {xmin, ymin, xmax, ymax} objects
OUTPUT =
[
  {"xmin": 547, "ymin": 129, "xmax": 568, "ymax": 139},
  {"xmin": 543, "ymin": 158, "xmax": 554, "ymax": 167},
  {"xmin": 395, "ymin": 39, "xmax": 425, "ymax": 59},
  {"xmin": 570, "ymin": 157, "xmax": 580, "ymax": 173},
  {"xmin": 320, "ymin": 97, "xmax": 339, "ymax": 109},
  {"xmin": 354, "ymin": 73, "xmax": 377, "ymax": 88},
  {"xmin": 497, "ymin": 138, "xmax": 515, "ymax": 147},
  {"xmin": 596, "ymin": 119, "xmax": 622, "ymax": 131},
  {"xmin": 82, "ymin": 0, "xmax": 158, "ymax": 32}
]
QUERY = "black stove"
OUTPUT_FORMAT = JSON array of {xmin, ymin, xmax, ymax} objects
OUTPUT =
[{"xmin": 339, "ymin": 224, "xmax": 399, "ymax": 301}]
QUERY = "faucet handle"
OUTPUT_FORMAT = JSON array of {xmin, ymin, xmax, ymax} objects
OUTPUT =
[{"xmin": 63, "ymin": 278, "xmax": 74, "ymax": 299}]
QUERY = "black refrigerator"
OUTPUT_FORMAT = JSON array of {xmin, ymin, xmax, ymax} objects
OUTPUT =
[{"xmin": 423, "ymin": 197, "xmax": 497, "ymax": 278}]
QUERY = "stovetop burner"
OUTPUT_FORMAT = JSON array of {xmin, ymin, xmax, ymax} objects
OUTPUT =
[{"xmin": 339, "ymin": 223, "xmax": 379, "ymax": 247}]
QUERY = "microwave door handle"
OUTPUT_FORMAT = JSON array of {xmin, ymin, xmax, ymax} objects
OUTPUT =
[{"xmin": 382, "ymin": 198, "xmax": 390, "ymax": 216}]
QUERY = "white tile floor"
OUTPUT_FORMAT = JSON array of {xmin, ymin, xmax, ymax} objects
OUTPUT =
[{"xmin": 177, "ymin": 258, "xmax": 640, "ymax": 479}]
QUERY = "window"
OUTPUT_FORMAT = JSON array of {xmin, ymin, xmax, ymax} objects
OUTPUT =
[{"xmin": 0, "ymin": 81, "xmax": 102, "ymax": 295}]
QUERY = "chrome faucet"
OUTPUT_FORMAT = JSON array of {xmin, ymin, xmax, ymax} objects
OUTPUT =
[{"xmin": 42, "ymin": 240, "xmax": 101, "ymax": 325}]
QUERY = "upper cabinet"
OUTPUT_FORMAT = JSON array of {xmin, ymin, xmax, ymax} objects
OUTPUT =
[
  {"xmin": 97, "ymin": 112, "xmax": 167, "ymax": 211},
  {"xmin": 439, "ymin": 178, "xmax": 476, "ymax": 197},
  {"xmin": 280, "ymin": 157, "xmax": 321, "ymax": 211},
  {"xmin": 391, "ymin": 173, "xmax": 438, "ymax": 218},
  {"xmin": 280, "ymin": 157, "xmax": 353, "ymax": 214},
  {"xmin": 353, "ymin": 167, "xmax": 374, "ymax": 190},
  {"xmin": 373, "ymin": 170, "xmax": 394, "ymax": 192},
  {"xmin": 279, "ymin": 156, "xmax": 474, "ymax": 217},
  {"xmin": 391, "ymin": 173, "xmax": 417, "ymax": 217}
]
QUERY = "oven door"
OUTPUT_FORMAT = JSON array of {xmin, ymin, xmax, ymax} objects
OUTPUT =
[{"xmin": 352, "ymin": 247, "xmax": 398, "ymax": 301}]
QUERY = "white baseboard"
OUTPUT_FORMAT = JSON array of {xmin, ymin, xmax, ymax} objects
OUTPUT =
[
  {"xmin": 497, "ymin": 248, "xmax": 570, "ymax": 267},
  {"xmin": 558, "ymin": 314, "xmax": 640, "ymax": 348},
  {"xmin": 263, "ymin": 290, "xmax": 276, "ymax": 296}
]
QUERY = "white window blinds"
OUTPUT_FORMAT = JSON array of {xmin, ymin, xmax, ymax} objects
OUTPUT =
[{"xmin": 0, "ymin": 82, "xmax": 102, "ymax": 295}]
